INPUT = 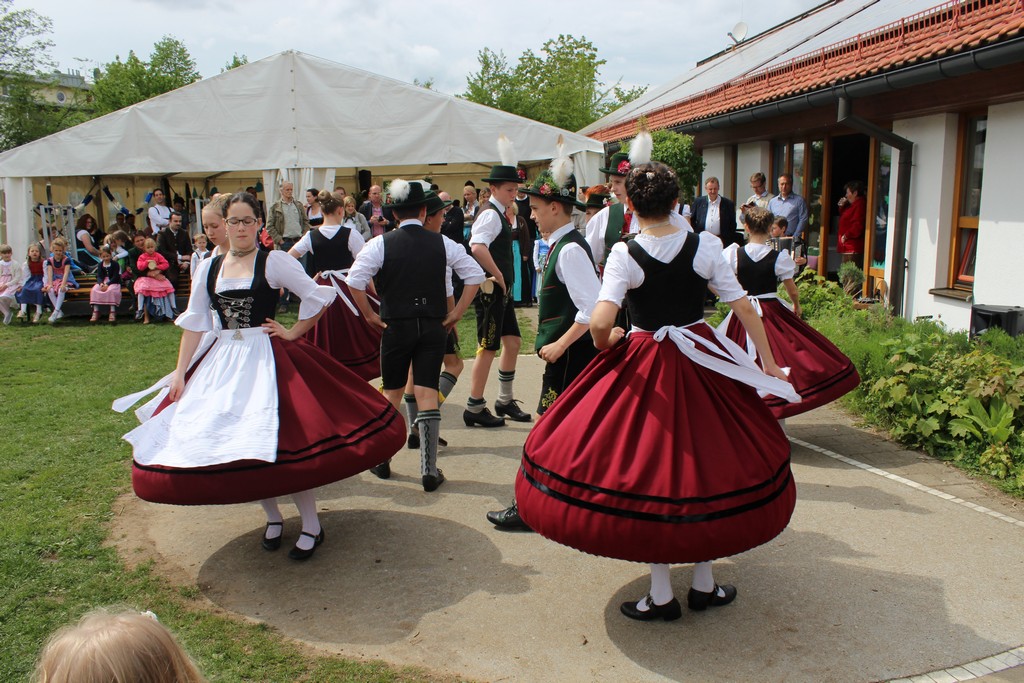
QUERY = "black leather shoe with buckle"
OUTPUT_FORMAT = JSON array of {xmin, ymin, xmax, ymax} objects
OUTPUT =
[
  {"xmin": 288, "ymin": 528, "xmax": 324, "ymax": 561},
  {"xmin": 620, "ymin": 594, "xmax": 683, "ymax": 621},
  {"xmin": 687, "ymin": 584, "xmax": 737, "ymax": 611},
  {"xmin": 422, "ymin": 469, "xmax": 446, "ymax": 492},
  {"xmin": 495, "ymin": 399, "xmax": 532, "ymax": 422}
]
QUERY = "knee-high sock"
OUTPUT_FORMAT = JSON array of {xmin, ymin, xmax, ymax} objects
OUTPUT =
[
  {"xmin": 649, "ymin": 563, "xmax": 674, "ymax": 605},
  {"xmin": 0, "ymin": 296, "xmax": 11, "ymax": 316},
  {"xmin": 260, "ymin": 498, "xmax": 283, "ymax": 539},
  {"xmin": 403, "ymin": 393, "xmax": 418, "ymax": 432},
  {"xmin": 48, "ymin": 288, "xmax": 65, "ymax": 311},
  {"xmin": 691, "ymin": 561, "xmax": 715, "ymax": 593},
  {"xmin": 291, "ymin": 489, "xmax": 320, "ymax": 550},
  {"xmin": 416, "ymin": 409, "xmax": 441, "ymax": 476},
  {"xmin": 497, "ymin": 369, "xmax": 515, "ymax": 404},
  {"xmin": 438, "ymin": 371, "xmax": 458, "ymax": 404}
]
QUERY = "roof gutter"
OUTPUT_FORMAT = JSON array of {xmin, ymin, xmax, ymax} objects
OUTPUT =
[
  {"xmin": 836, "ymin": 96, "xmax": 912, "ymax": 318},
  {"xmin": 662, "ymin": 35, "xmax": 1024, "ymax": 135}
]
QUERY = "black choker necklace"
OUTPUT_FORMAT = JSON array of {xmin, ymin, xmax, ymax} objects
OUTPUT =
[{"xmin": 229, "ymin": 246, "xmax": 257, "ymax": 258}]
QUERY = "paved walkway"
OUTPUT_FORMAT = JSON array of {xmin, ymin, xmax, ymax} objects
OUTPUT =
[{"xmin": 111, "ymin": 355, "xmax": 1024, "ymax": 683}]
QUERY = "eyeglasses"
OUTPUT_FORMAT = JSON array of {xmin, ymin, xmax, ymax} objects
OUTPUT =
[{"xmin": 226, "ymin": 217, "xmax": 258, "ymax": 227}]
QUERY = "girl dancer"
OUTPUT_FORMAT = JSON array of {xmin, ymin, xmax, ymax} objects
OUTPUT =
[
  {"xmin": 720, "ymin": 207, "xmax": 859, "ymax": 419},
  {"xmin": 123, "ymin": 192, "xmax": 404, "ymax": 560},
  {"xmin": 516, "ymin": 160, "xmax": 800, "ymax": 621},
  {"xmin": 288, "ymin": 189, "xmax": 381, "ymax": 381}
]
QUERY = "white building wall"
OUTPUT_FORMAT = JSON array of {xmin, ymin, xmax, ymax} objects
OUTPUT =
[
  {"xmin": 736, "ymin": 142, "xmax": 772, "ymax": 200},
  {"xmin": 973, "ymin": 100, "xmax": 1024, "ymax": 309},
  {"xmin": 888, "ymin": 114, "xmax": 972, "ymax": 329},
  {"xmin": 700, "ymin": 147, "xmax": 729, "ymax": 197}
]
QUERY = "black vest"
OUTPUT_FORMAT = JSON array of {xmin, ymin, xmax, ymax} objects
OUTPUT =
[
  {"xmin": 477, "ymin": 203, "xmax": 515, "ymax": 286},
  {"xmin": 625, "ymin": 233, "xmax": 706, "ymax": 329},
  {"xmin": 205, "ymin": 251, "xmax": 280, "ymax": 329},
  {"xmin": 309, "ymin": 227, "xmax": 354, "ymax": 273},
  {"xmin": 376, "ymin": 224, "xmax": 447, "ymax": 320},
  {"xmin": 736, "ymin": 247, "xmax": 780, "ymax": 296}
]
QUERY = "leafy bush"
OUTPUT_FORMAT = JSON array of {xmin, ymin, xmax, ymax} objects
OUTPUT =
[{"xmin": 795, "ymin": 275, "xmax": 1024, "ymax": 495}]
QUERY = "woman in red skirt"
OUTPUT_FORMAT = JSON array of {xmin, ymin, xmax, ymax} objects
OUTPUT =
[
  {"xmin": 124, "ymin": 192, "xmax": 404, "ymax": 561},
  {"xmin": 515, "ymin": 159, "xmax": 800, "ymax": 621},
  {"xmin": 289, "ymin": 189, "xmax": 382, "ymax": 381},
  {"xmin": 719, "ymin": 207, "xmax": 859, "ymax": 420}
]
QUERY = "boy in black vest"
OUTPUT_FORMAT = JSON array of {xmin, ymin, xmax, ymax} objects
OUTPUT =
[
  {"xmin": 348, "ymin": 180, "xmax": 485, "ymax": 491},
  {"xmin": 584, "ymin": 150, "xmax": 634, "ymax": 270},
  {"xmin": 464, "ymin": 137, "xmax": 533, "ymax": 428},
  {"xmin": 487, "ymin": 152, "xmax": 602, "ymax": 530}
]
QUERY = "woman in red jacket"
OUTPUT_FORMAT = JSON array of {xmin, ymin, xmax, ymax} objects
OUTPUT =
[{"xmin": 837, "ymin": 180, "xmax": 866, "ymax": 264}]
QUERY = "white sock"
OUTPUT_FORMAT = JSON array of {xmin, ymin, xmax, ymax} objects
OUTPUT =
[
  {"xmin": 648, "ymin": 563, "xmax": 674, "ymax": 607},
  {"xmin": 20, "ymin": 303, "xmax": 27, "ymax": 313},
  {"xmin": 692, "ymin": 561, "xmax": 716, "ymax": 594},
  {"xmin": 260, "ymin": 498, "xmax": 283, "ymax": 539},
  {"xmin": 291, "ymin": 490, "xmax": 320, "ymax": 550}
]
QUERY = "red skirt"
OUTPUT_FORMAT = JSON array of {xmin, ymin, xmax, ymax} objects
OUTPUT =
[
  {"xmin": 515, "ymin": 326, "xmax": 795, "ymax": 565},
  {"xmin": 724, "ymin": 299, "xmax": 860, "ymax": 419},
  {"xmin": 132, "ymin": 337, "xmax": 404, "ymax": 505},
  {"xmin": 304, "ymin": 276, "xmax": 382, "ymax": 382}
]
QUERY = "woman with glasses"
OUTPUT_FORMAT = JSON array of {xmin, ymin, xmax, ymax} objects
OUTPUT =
[{"xmin": 123, "ymin": 192, "xmax": 405, "ymax": 561}]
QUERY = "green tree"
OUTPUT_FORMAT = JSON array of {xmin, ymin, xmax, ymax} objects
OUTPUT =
[
  {"xmin": 0, "ymin": 79, "xmax": 92, "ymax": 150},
  {"xmin": 91, "ymin": 35, "xmax": 201, "ymax": 115},
  {"xmin": 222, "ymin": 53, "xmax": 248, "ymax": 72},
  {"xmin": 0, "ymin": 0, "xmax": 53, "ymax": 76},
  {"xmin": 462, "ymin": 35, "xmax": 646, "ymax": 131}
]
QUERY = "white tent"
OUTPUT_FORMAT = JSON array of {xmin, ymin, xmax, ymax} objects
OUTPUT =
[{"xmin": 0, "ymin": 50, "xmax": 604, "ymax": 256}]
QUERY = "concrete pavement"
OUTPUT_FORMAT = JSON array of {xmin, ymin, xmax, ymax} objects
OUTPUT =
[{"xmin": 110, "ymin": 354, "xmax": 1024, "ymax": 682}]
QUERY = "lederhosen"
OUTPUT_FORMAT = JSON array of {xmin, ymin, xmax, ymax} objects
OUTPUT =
[
  {"xmin": 473, "ymin": 203, "xmax": 520, "ymax": 351},
  {"xmin": 376, "ymin": 224, "xmax": 448, "ymax": 390},
  {"xmin": 535, "ymin": 230, "xmax": 600, "ymax": 415}
]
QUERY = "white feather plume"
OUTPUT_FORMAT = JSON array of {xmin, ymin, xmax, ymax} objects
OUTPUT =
[
  {"xmin": 416, "ymin": 180, "xmax": 431, "ymax": 193},
  {"xmin": 497, "ymin": 134, "xmax": 517, "ymax": 167},
  {"xmin": 389, "ymin": 179, "xmax": 411, "ymax": 202},
  {"xmin": 550, "ymin": 134, "xmax": 574, "ymax": 190},
  {"xmin": 629, "ymin": 129, "xmax": 653, "ymax": 166}
]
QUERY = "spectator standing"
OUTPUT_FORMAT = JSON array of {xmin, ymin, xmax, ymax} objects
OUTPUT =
[
  {"xmin": 691, "ymin": 177, "xmax": 740, "ymax": 247},
  {"xmin": 440, "ymin": 192, "xmax": 466, "ymax": 247},
  {"xmin": 359, "ymin": 184, "xmax": 395, "ymax": 236},
  {"xmin": 305, "ymin": 188, "xmax": 324, "ymax": 228},
  {"xmin": 767, "ymin": 173, "xmax": 809, "ymax": 241},
  {"xmin": 266, "ymin": 181, "xmax": 311, "ymax": 312},
  {"xmin": 189, "ymin": 233, "xmax": 211, "ymax": 278},
  {"xmin": 837, "ymin": 180, "xmax": 867, "ymax": 264},
  {"xmin": 741, "ymin": 172, "xmax": 774, "ymax": 213},
  {"xmin": 147, "ymin": 189, "xmax": 171, "ymax": 234},
  {"xmin": 341, "ymin": 195, "xmax": 372, "ymax": 240}
]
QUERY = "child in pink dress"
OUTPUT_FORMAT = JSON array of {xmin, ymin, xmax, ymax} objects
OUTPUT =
[{"xmin": 134, "ymin": 238, "xmax": 176, "ymax": 324}]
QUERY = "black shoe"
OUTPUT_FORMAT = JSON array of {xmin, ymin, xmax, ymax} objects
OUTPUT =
[
  {"xmin": 369, "ymin": 461, "xmax": 391, "ymax": 479},
  {"xmin": 288, "ymin": 529, "xmax": 324, "ymax": 561},
  {"xmin": 261, "ymin": 521, "xmax": 283, "ymax": 551},
  {"xmin": 495, "ymin": 399, "xmax": 532, "ymax": 423},
  {"xmin": 486, "ymin": 502, "xmax": 532, "ymax": 531},
  {"xmin": 687, "ymin": 584, "xmax": 737, "ymax": 611},
  {"xmin": 463, "ymin": 407, "xmax": 505, "ymax": 428},
  {"xmin": 620, "ymin": 594, "xmax": 683, "ymax": 622},
  {"xmin": 422, "ymin": 469, "xmax": 446, "ymax": 492},
  {"xmin": 438, "ymin": 435, "xmax": 447, "ymax": 448}
]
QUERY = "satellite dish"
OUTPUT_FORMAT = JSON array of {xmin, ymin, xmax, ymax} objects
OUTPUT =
[{"xmin": 728, "ymin": 21, "xmax": 748, "ymax": 44}]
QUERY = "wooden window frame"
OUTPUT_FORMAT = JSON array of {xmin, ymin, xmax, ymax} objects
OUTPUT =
[{"xmin": 947, "ymin": 112, "xmax": 986, "ymax": 291}]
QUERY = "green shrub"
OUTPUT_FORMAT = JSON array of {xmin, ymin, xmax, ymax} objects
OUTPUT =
[{"xmin": 796, "ymin": 275, "xmax": 1024, "ymax": 495}]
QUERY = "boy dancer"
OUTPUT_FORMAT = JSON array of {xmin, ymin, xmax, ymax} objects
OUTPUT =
[
  {"xmin": 348, "ymin": 181, "xmax": 484, "ymax": 491},
  {"xmin": 465, "ymin": 135, "xmax": 532, "ymax": 427}
]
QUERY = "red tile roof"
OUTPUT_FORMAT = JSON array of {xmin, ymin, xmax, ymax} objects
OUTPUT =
[{"xmin": 591, "ymin": 0, "xmax": 1024, "ymax": 142}]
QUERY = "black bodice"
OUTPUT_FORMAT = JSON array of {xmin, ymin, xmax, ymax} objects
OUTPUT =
[
  {"xmin": 205, "ymin": 250, "xmax": 280, "ymax": 330},
  {"xmin": 736, "ymin": 247, "xmax": 780, "ymax": 296},
  {"xmin": 309, "ymin": 227, "xmax": 354, "ymax": 273},
  {"xmin": 625, "ymin": 232, "xmax": 706, "ymax": 329}
]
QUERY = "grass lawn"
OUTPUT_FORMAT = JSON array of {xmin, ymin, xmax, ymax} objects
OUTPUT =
[{"xmin": 0, "ymin": 309, "xmax": 526, "ymax": 681}]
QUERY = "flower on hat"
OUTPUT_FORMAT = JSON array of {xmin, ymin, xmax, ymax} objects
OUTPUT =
[
  {"xmin": 617, "ymin": 160, "xmax": 631, "ymax": 174},
  {"xmin": 517, "ymin": 168, "xmax": 527, "ymax": 182},
  {"xmin": 539, "ymin": 183, "xmax": 552, "ymax": 195}
]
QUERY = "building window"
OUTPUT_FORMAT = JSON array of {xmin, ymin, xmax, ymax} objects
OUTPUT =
[
  {"xmin": 949, "ymin": 114, "xmax": 986, "ymax": 290},
  {"xmin": 56, "ymin": 90, "xmax": 66, "ymax": 103}
]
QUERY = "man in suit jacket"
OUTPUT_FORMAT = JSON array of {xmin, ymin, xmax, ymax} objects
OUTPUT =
[
  {"xmin": 358, "ymin": 184, "xmax": 395, "ymax": 235},
  {"xmin": 155, "ymin": 211, "xmax": 192, "ymax": 293},
  {"xmin": 690, "ymin": 176, "xmax": 740, "ymax": 247}
]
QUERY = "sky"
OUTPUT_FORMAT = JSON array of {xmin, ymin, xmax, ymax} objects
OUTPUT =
[{"xmin": 34, "ymin": 0, "xmax": 826, "ymax": 98}]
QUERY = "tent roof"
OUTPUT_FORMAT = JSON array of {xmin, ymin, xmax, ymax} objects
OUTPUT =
[{"xmin": 0, "ymin": 50, "xmax": 603, "ymax": 178}]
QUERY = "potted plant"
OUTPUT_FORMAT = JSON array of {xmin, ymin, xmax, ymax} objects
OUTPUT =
[{"xmin": 838, "ymin": 261, "xmax": 865, "ymax": 297}]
